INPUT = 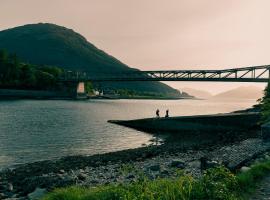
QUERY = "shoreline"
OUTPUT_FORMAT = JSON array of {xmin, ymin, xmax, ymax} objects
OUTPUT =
[
  {"xmin": 89, "ymin": 95, "xmax": 195, "ymax": 100},
  {"xmin": 0, "ymin": 88, "xmax": 195, "ymax": 100},
  {"xmin": 0, "ymin": 96, "xmax": 195, "ymax": 101},
  {"xmin": 1, "ymin": 137, "xmax": 269, "ymax": 199}
]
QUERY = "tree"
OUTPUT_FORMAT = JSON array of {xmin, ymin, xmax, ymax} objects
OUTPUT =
[
  {"xmin": 85, "ymin": 81, "xmax": 94, "ymax": 94},
  {"xmin": 35, "ymin": 70, "xmax": 55, "ymax": 89},
  {"xmin": 0, "ymin": 49, "xmax": 8, "ymax": 82},
  {"xmin": 5, "ymin": 53, "xmax": 20, "ymax": 82},
  {"xmin": 0, "ymin": 49, "xmax": 64, "ymax": 90},
  {"xmin": 40, "ymin": 66, "xmax": 62, "ymax": 78},
  {"xmin": 0, "ymin": 49, "xmax": 8, "ymax": 64},
  {"xmin": 20, "ymin": 64, "xmax": 37, "ymax": 88},
  {"xmin": 260, "ymin": 81, "xmax": 270, "ymax": 123}
]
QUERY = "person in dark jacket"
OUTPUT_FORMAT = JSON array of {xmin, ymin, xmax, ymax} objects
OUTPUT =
[
  {"xmin": 156, "ymin": 109, "xmax": 160, "ymax": 118},
  {"xmin": 165, "ymin": 109, "xmax": 169, "ymax": 117}
]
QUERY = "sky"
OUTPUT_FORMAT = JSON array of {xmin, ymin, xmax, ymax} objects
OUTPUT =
[{"xmin": 0, "ymin": 0, "xmax": 269, "ymax": 94}]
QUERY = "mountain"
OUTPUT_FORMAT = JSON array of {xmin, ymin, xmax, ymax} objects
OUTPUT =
[
  {"xmin": 0, "ymin": 23, "xmax": 180, "ymax": 96},
  {"xmin": 179, "ymin": 87, "xmax": 213, "ymax": 99},
  {"xmin": 212, "ymin": 86, "xmax": 264, "ymax": 100}
]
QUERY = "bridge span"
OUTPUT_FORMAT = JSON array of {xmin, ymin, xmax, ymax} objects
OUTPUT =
[{"xmin": 61, "ymin": 65, "xmax": 270, "ymax": 83}]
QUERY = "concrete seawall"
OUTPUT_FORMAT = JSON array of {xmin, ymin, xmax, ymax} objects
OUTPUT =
[{"xmin": 109, "ymin": 112, "xmax": 261, "ymax": 141}]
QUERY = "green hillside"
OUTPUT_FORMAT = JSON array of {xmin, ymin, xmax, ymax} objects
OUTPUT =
[{"xmin": 0, "ymin": 23, "xmax": 181, "ymax": 96}]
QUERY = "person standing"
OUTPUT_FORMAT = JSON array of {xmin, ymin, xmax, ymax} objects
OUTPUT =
[
  {"xmin": 165, "ymin": 109, "xmax": 169, "ymax": 117},
  {"xmin": 156, "ymin": 109, "xmax": 160, "ymax": 118}
]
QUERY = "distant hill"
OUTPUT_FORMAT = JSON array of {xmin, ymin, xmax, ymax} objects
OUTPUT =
[
  {"xmin": 179, "ymin": 87, "xmax": 213, "ymax": 99},
  {"xmin": 212, "ymin": 86, "xmax": 264, "ymax": 100},
  {"xmin": 0, "ymin": 23, "xmax": 180, "ymax": 96}
]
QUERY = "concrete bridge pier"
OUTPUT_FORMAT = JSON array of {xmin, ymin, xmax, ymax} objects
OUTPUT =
[
  {"xmin": 57, "ymin": 81, "xmax": 87, "ymax": 99},
  {"xmin": 75, "ymin": 82, "xmax": 87, "ymax": 99}
]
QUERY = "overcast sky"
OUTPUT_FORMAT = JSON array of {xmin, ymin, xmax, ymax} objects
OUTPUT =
[{"xmin": 0, "ymin": 0, "xmax": 268, "ymax": 93}]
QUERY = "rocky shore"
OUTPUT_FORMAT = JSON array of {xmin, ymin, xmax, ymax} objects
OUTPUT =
[{"xmin": 1, "ymin": 137, "xmax": 270, "ymax": 200}]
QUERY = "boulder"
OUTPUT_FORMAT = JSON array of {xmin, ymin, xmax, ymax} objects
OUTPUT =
[
  {"xmin": 0, "ymin": 193, "xmax": 6, "ymax": 198},
  {"xmin": 240, "ymin": 166, "xmax": 251, "ymax": 173},
  {"xmin": 0, "ymin": 182, "xmax": 7, "ymax": 191},
  {"xmin": 205, "ymin": 160, "xmax": 219, "ymax": 169},
  {"xmin": 126, "ymin": 174, "xmax": 135, "ymax": 179},
  {"xmin": 77, "ymin": 173, "xmax": 88, "ymax": 181},
  {"xmin": 148, "ymin": 164, "xmax": 160, "ymax": 171},
  {"xmin": 200, "ymin": 157, "xmax": 220, "ymax": 170},
  {"xmin": 8, "ymin": 183, "xmax": 13, "ymax": 192},
  {"xmin": 189, "ymin": 160, "xmax": 201, "ymax": 169},
  {"xmin": 28, "ymin": 188, "xmax": 47, "ymax": 200},
  {"xmin": 90, "ymin": 179, "xmax": 99, "ymax": 184},
  {"xmin": 170, "ymin": 159, "xmax": 185, "ymax": 169},
  {"xmin": 161, "ymin": 169, "xmax": 169, "ymax": 175}
]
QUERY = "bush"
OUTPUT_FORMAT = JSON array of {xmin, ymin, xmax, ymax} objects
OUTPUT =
[{"xmin": 195, "ymin": 167, "xmax": 238, "ymax": 200}]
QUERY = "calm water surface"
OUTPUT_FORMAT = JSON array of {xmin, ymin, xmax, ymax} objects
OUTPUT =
[{"xmin": 0, "ymin": 98, "xmax": 257, "ymax": 169}]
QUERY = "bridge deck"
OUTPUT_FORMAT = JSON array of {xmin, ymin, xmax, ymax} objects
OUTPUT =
[{"xmin": 60, "ymin": 65, "xmax": 270, "ymax": 82}]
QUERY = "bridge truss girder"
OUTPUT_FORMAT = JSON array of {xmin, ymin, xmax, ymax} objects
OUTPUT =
[{"xmin": 60, "ymin": 65, "xmax": 270, "ymax": 82}]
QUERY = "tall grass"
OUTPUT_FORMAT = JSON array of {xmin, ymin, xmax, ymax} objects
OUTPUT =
[
  {"xmin": 237, "ymin": 160, "xmax": 270, "ymax": 195},
  {"xmin": 42, "ymin": 159, "xmax": 270, "ymax": 200}
]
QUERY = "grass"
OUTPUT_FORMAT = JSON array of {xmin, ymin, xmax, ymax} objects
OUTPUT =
[
  {"xmin": 237, "ymin": 159, "xmax": 270, "ymax": 195},
  {"xmin": 42, "ymin": 159, "xmax": 270, "ymax": 200}
]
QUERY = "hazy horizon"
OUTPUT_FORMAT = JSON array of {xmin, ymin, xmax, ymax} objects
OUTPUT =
[{"xmin": 0, "ymin": 0, "xmax": 268, "ymax": 93}]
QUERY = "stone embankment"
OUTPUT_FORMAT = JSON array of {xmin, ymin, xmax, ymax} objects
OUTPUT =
[{"xmin": 0, "ymin": 138, "xmax": 269, "ymax": 200}]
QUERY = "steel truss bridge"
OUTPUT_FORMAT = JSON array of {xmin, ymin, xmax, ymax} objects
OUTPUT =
[{"xmin": 61, "ymin": 65, "xmax": 270, "ymax": 82}]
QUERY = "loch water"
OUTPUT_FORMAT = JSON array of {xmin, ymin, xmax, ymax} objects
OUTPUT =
[{"xmin": 0, "ymin": 98, "xmax": 257, "ymax": 169}]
